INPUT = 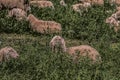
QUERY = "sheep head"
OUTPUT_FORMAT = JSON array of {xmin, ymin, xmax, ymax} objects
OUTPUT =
[{"xmin": 50, "ymin": 36, "xmax": 66, "ymax": 53}]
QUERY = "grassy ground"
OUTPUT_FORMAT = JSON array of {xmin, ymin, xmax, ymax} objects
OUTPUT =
[{"xmin": 0, "ymin": 0, "xmax": 120, "ymax": 80}]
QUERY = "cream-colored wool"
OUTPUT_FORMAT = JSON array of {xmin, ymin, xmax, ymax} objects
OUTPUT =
[
  {"xmin": 106, "ymin": 16, "xmax": 120, "ymax": 32},
  {"xmin": 0, "ymin": 46, "xmax": 19, "ymax": 62},
  {"xmin": 80, "ymin": 0, "xmax": 104, "ymax": 5},
  {"xmin": 27, "ymin": 14, "xmax": 62, "ymax": 34},
  {"xmin": 7, "ymin": 8, "xmax": 27, "ymax": 21},
  {"xmin": 116, "ymin": 6, "xmax": 120, "ymax": 11},
  {"xmin": 72, "ymin": 2, "xmax": 91, "ymax": 15},
  {"xmin": 30, "ymin": 1, "xmax": 54, "ymax": 9},
  {"xmin": 112, "ymin": 11, "xmax": 120, "ymax": 19},
  {"xmin": 109, "ymin": 0, "xmax": 120, "ymax": 6},
  {"xmin": 60, "ymin": 0, "xmax": 67, "ymax": 7},
  {"xmin": 66, "ymin": 45, "xmax": 101, "ymax": 62},
  {"xmin": 0, "ymin": 0, "xmax": 30, "ymax": 12},
  {"xmin": 50, "ymin": 36, "xmax": 66, "ymax": 53}
]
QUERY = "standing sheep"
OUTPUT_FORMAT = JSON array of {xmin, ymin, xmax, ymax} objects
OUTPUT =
[
  {"xmin": 30, "ymin": 1, "xmax": 54, "ymax": 9},
  {"xmin": 7, "ymin": 8, "xmax": 27, "ymax": 21},
  {"xmin": 0, "ymin": 0, "xmax": 31, "ymax": 12},
  {"xmin": 0, "ymin": 46, "xmax": 19, "ymax": 62},
  {"xmin": 27, "ymin": 14, "xmax": 62, "ymax": 34},
  {"xmin": 49, "ymin": 36, "xmax": 66, "ymax": 53},
  {"xmin": 49, "ymin": 36, "xmax": 101, "ymax": 63}
]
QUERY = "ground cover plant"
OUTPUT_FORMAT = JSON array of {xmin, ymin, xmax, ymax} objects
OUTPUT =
[{"xmin": 0, "ymin": 0, "xmax": 120, "ymax": 80}]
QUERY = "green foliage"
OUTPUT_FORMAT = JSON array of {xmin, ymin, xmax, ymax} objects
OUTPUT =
[{"xmin": 0, "ymin": 0, "xmax": 120, "ymax": 80}]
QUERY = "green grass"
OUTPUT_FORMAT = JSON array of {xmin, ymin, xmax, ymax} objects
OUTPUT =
[{"xmin": 0, "ymin": 0, "xmax": 120, "ymax": 80}]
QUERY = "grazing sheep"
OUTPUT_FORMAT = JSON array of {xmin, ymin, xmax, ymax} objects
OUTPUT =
[
  {"xmin": 106, "ymin": 16, "xmax": 120, "ymax": 32},
  {"xmin": 49, "ymin": 36, "xmax": 66, "ymax": 53},
  {"xmin": 49, "ymin": 36, "xmax": 101, "ymax": 63},
  {"xmin": 0, "ymin": 0, "xmax": 31, "ymax": 12},
  {"xmin": 27, "ymin": 14, "xmax": 62, "ymax": 34},
  {"xmin": 0, "ymin": 46, "xmax": 19, "ymax": 62},
  {"xmin": 72, "ymin": 2, "xmax": 91, "ymax": 15},
  {"xmin": 60, "ymin": 0, "xmax": 67, "ymax": 7},
  {"xmin": 7, "ymin": 8, "xmax": 27, "ymax": 21},
  {"xmin": 30, "ymin": 1, "xmax": 54, "ymax": 9}
]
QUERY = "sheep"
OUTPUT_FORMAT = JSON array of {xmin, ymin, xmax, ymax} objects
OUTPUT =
[
  {"xmin": 7, "ymin": 8, "xmax": 27, "ymax": 21},
  {"xmin": 91, "ymin": 0, "xmax": 104, "ymax": 5},
  {"xmin": 49, "ymin": 36, "xmax": 101, "ymax": 63},
  {"xmin": 0, "ymin": 46, "xmax": 19, "ymax": 62},
  {"xmin": 60, "ymin": 0, "xmax": 67, "ymax": 7},
  {"xmin": 30, "ymin": 1, "xmax": 54, "ymax": 9},
  {"xmin": 72, "ymin": 2, "xmax": 91, "ymax": 15},
  {"xmin": 116, "ymin": 6, "xmax": 120, "ymax": 11},
  {"xmin": 66, "ymin": 45, "xmax": 101, "ymax": 63},
  {"xmin": 0, "ymin": 0, "xmax": 31, "ymax": 12},
  {"xmin": 109, "ymin": 0, "xmax": 120, "ymax": 6},
  {"xmin": 105, "ymin": 16, "xmax": 120, "ymax": 32},
  {"xmin": 49, "ymin": 36, "xmax": 66, "ymax": 53},
  {"xmin": 80, "ymin": 0, "xmax": 104, "ymax": 6},
  {"xmin": 111, "ymin": 11, "xmax": 120, "ymax": 19},
  {"xmin": 27, "ymin": 14, "xmax": 62, "ymax": 34}
]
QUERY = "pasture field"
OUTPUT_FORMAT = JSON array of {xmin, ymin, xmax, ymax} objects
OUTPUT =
[{"xmin": 0, "ymin": 0, "xmax": 120, "ymax": 80}]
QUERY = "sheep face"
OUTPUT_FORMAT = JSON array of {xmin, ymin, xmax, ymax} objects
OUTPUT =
[{"xmin": 50, "ymin": 36, "xmax": 66, "ymax": 53}]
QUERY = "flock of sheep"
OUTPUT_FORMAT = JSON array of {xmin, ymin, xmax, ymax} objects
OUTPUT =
[{"xmin": 0, "ymin": 0, "xmax": 120, "ymax": 64}]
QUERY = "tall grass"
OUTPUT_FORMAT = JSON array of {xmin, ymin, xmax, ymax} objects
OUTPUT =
[{"xmin": 0, "ymin": 0, "xmax": 120, "ymax": 80}]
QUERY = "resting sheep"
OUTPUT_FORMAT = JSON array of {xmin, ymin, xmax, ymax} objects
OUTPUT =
[
  {"xmin": 7, "ymin": 8, "xmax": 27, "ymax": 21},
  {"xmin": 0, "ymin": 46, "xmax": 19, "ymax": 62},
  {"xmin": 0, "ymin": 0, "xmax": 31, "ymax": 12},
  {"xmin": 106, "ymin": 16, "xmax": 120, "ymax": 32},
  {"xmin": 27, "ymin": 14, "xmax": 62, "ymax": 34},
  {"xmin": 49, "ymin": 36, "xmax": 101, "ymax": 63},
  {"xmin": 30, "ymin": 1, "xmax": 54, "ymax": 9},
  {"xmin": 80, "ymin": 0, "xmax": 104, "ymax": 6},
  {"xmin": 72, "ymin": 2, "xmax": 91, "ymax": 15}
]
